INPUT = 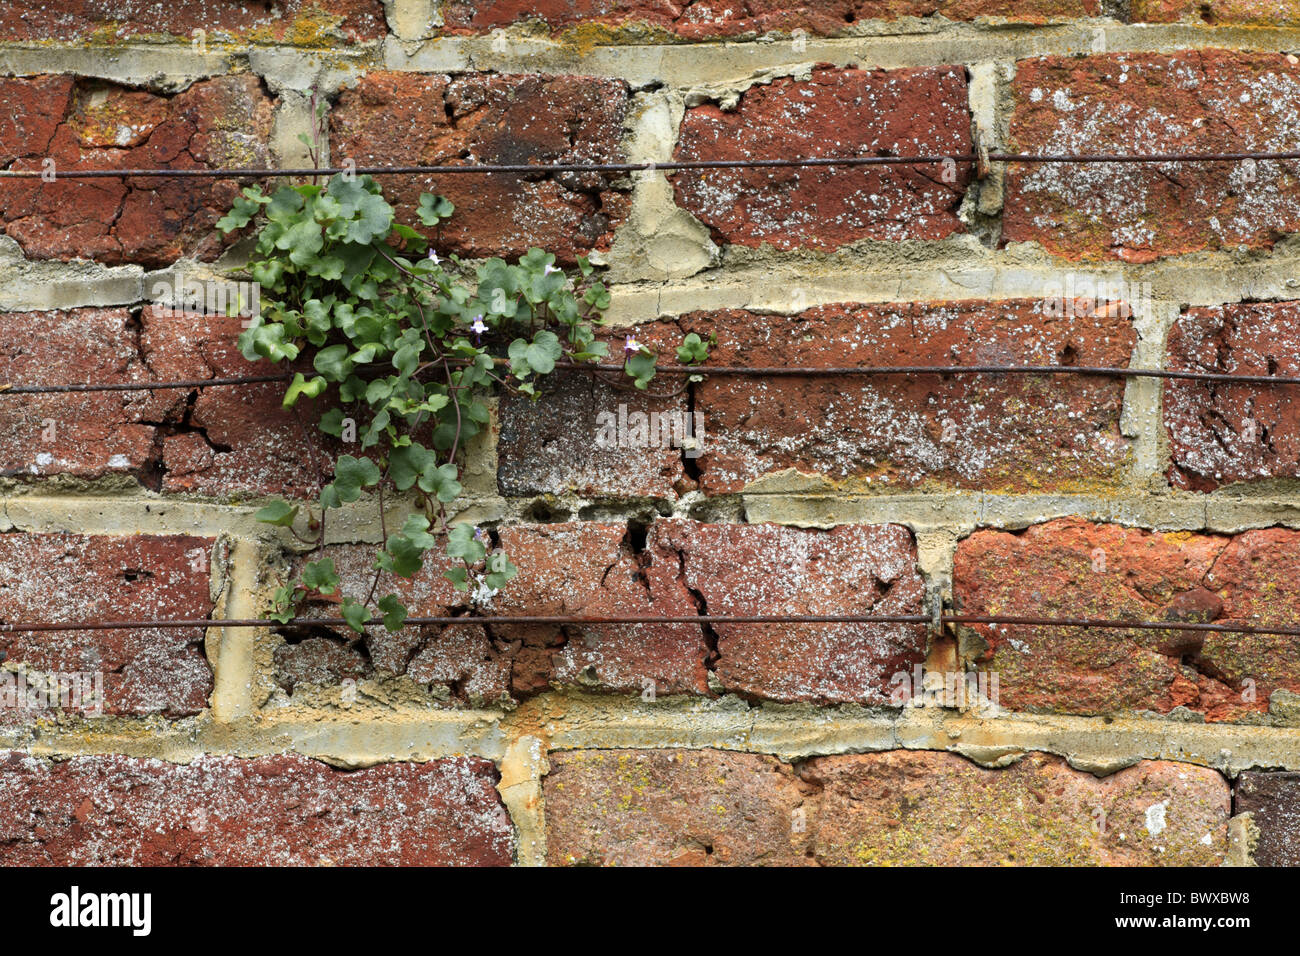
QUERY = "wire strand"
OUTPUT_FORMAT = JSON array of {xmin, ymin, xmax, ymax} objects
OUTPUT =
[
  {"xmin": 0, "ymin": 613, "xmax": 1295, "ymax": 636},
  {"xmin": 3, "ymin": 363, "xmax": 1299, "ymax": 395},
  {"xmin": 0, "ymin": 149, "xmax": 1295, "ymax": 180}
]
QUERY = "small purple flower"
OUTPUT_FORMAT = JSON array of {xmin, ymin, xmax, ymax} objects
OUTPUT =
[
  {"xmin": 623, "ymin": 336, "xmax": 639, "ymax": 353},
  {"xmin": 470, "ymin": 316, "xmax": 487, "ymax": 342},
  {"xmin": 473, "ymin": 527, "xmax": 488, "ymax": 543},
  {"xmin": 543, "ymin": 263, "xmax": 561, "ymax": 276},
  {"xmin": 427, "ymin": 249, "xmax": 440, "ymax": 265}
]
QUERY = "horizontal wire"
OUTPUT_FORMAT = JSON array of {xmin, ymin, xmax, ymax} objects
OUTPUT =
[
  {"xmin": 0, "ymin": 149, "xmax": 1296, "ymax": 180},
  {"xmin": 0, "ymin": 613, "xmax": 1296, "ymax": 636},
  {"xmin": 3, "ymin": 362, "xmax": 1299, "ymax": 395}
]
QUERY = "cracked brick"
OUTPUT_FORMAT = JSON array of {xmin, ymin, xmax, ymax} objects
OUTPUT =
[
  {"xmin": 330, "ymin": 72, "xmax": 630, "ymax": 262},
  {"xmin": 0, "ymin": 75, "xmax": 274, "ymax": 267},
  {"xmin": 1003, "ymin": 51, "xmax": 1300, "ymax": 262},
  {"xmin": 954, "ymin": 519, "xmax": 1300, "ymax": 720},
  {"xmin": 1165, "ymin": 301, "xmax": 1300, "ymax": 491},
  {"xmin": 443, "ymin": 0, "xmax": 1100, "ymax": 38},
  {"xmin": 0, "ymin": 0, "xmax": 387, "ymax": 44},
  {"xmin": 0, "ymin": 752, "xmax": 512, "ymax": 865},
  {"xmin": 0, "ymin": 533, "xmax": 214, "ymax": 724},
  {"xmin": 672, "ymin": 65, "xmax": 971, "ymax": 250}
]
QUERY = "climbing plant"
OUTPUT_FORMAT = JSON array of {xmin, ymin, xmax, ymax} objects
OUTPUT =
[{"xmin": 218, "ymin": 173, "xmax": 709, "ymax": 633}]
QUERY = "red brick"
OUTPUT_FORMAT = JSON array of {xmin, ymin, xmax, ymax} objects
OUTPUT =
[
  {"xmin": 1003, "ymin": 51, "xmax": 1300, "ymax": 262},
  {"xmin": 279, "ymin": 543, "xmax": 512, "ymax": 707},
  {"xmin": 0, "ymin": 307, "xmax": 333, "ymax": 498},
  {"xmin": 1132, "ymin": 0, "xmax": 1300, "ymax": 24},
  {"xmin": 670, "ymin": 300, "xmax": 1134, "ymax": 494},
  {"xmin": 444, "ymin": 0, "xmax": 1100, "ymax": 38},
  {"xmin": 496, "ymin": 373, "xmax": 689, "ymax": 498},
  {"xmin": 804, "ymin": 751, "xmax": 1230, "ymax": 865},
  {"xmin": 1235, "ymin": 772, "xmax": 1300, "ymax": 866},
  {"xmin": 0, "ymin": 75, "xmax": 274, "ymax": 267},
  {"xmin": 1165, "ymin": 302, "xmax": 1300, "ymax": 491},
  {"xmin": 672, "ymin": 66, "xmax": 970, "ymax": 250},
  {"xmin": 545, "ymin": 749, "xmax": 816, "ymax": 865},
  {"xmin": 0, "ymin": 308, "xmax": 160, "ymax": 481},
  {"xmin": 0, "ymin": 533, "xmax": 213, "ymax": 722},
  {"xmin": 0, "ymin": 752, "xmax": 513, "ymax": 865},
  {"xmin": 140, "ymin": 306, "xmax": 334, "ymax": 498},
  {"xmin": 654, "ymin": 519, "xmax": 925, "ymax": 704},
  {"xmin": 490, "ymin": 522, "xmax": 709, "ymax": 697},
  {"xmin": 330, "ymin": 72, "xmax": 630, "ymax": 262},
  {"xmin": 954, "ymin": 519, "xmax": 1300, "ymax": 720},
  {"xmin": 0, "ymin": 0, "xmax": 387, "ymax": 43},
  {"xmin": 280, "ymin": 522, "xmax": 710, "ymax": 700},
  {"xmin": 544, "ymin": 748, "xmax": 1229, "ymax": 866},
  {"xmin": 280, "ymin": 519, "xmax": 921, "ymax": 704}
]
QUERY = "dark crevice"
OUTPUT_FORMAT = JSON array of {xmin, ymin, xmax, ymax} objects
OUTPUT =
[
  {"xmin": 524, "ymin": 499, "xmax": 572, "ymax": 523},
  {"xmin": 621, "ymin": 518, "xmax": 654, "ymax": 600},
  {"xmin": 675, "ymin": 546, "xmax": 720, "ymax": 672},
  {"xmin": 681, "ymin": 377, "xmax": 703, "ymax": 483},
  {"xmin": 135, "ymin": 389, "xmax": 233, "ymax": 490}
]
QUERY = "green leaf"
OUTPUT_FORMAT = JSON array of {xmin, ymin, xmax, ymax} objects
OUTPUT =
[
  {"xmin": 254, "ymin": 499, "xmax": 299, "ymax": 527},
  {"xmin": 446, "ymin": 523, "xmax": 487, "ymax": 564},
  {"xmin": 341, "ymin": 598, "xmax": 372, "ymax": 633},
  {"xmin": 283, "ymin": 372, "xmax": 327, "ymax": 408},
  {"xmin": 313, "ymin": 344, "xmax": 353, "ymax": 381},
  {"xmin": 301, "ymin": 558, "xmax": 341, "ymax": 595},
  {"xmin": 276, "ymin": 218, "xmax": 325, "ymax": 267},
  {"xmin": 217, "ymin": 194, "xmax": 263, "ymax": 233},
  {"xmin": 345, "ymin": 193, "xmax": 395, "ymax": 245},
  {"xmin": 331, "ymin": 454, "xmax": 381, "ymax": 502},
  {"xmin": 524, "ymin": 330, "xmax": 562, "ymax": 375},
  {"xmin": 418, "ymin": 462, "xmax": 462, "ymax": 503},
  {"xmin": 416, "ymin": 193, "xmax": 454, "ymax": 226},
  {"xmin": 675, "ymin": 332, "xmax": 710, "ymax": 365},
  {"xmin": 377, "ymin": 594, "xmax": 408, "ymax": 632},
  {"xmin": 319, "ymin": 407, "xmax": 346, "ymax": 437}
]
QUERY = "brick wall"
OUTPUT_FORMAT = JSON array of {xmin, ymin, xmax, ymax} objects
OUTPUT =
[{"xmin": 1, "ymin": 0, "xmax": 1299, "ymax": 866}]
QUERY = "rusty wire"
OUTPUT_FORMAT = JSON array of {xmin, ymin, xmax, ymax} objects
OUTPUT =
[
  {"xmin": 3, "ymin": 362, "xmax": 1300, "ymax": 395},
  {"xmin": 0, "ymin": 149, "xmax": 1297, "ymax": 180},
  {"xmin": 0, "ymin": 612, "xmax": 1296, "ymax": 636}
]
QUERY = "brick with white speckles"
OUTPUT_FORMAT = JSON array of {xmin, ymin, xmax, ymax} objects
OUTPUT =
[{"xmin": 0, "ymin": 752, "xmax": 513, "ymax": 865}]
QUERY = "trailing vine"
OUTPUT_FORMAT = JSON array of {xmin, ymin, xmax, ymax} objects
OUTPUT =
[{"xmin": 217, "ymin": 173, "xmax": 709, "ymax": 633}]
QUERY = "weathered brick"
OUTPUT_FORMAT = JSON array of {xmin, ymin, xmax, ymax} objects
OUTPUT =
[
  {"xmin": 954, "ymin": 519, "xmax": 1300, "ymax": 720},
  {"xmin": 0, "ymin": 533, "xmax": 213, "ymax": 722},
  {"xmin": 545, "ymin": 749, "xmax": 816, "ymax": 865},
  {"xmin": 672, "ymin": 66, "xmax": 971, "ymax": 250},
  {"xmin": 496, "ymin": 372, "xmax": 690, "ymax": 498},
  {"xmin": 0, "ymin": 752, "xmax": 512, "ymax": 865},
  {"xmin": 0, "ymin": 75, "xmax": 274, "ymax": 267},
  {"xmin": 280, "ymin": 519, "xmax": 920, "ymax": 704},
  {"xmin": 0, "ymin": 307, "xmax": 333, "ymax": 498},
  {"xmin": 140, "ymin": 306, "xmax": 334, "ymax": 498},
  {"xmin": 443, "ymin": 0, "xmax": 1100, "ymax": 38},
  {"xmin": 491, "ymin": 522, "xmax": 708, "ymax": 696},
  {"xmin": 671, "ymin": 300, "xmax": 1134, "ymax": 494},
  {"xmin": 1235, "ymin": 772, "xmax": 1300, "ymax": 866},
  {"xmin": 545, "ymin": 748, "xmax": 1229, "ymax": 866},
  {"xmin": 0, "ymin": 0, "xmax": 387, "ymax": 43},
  {"xmin": 804, "ymin": 751, "xmax": 1230, "ymax": 866},
  {"xmin": 1132, "ymin": 0, "xmax": 1300, "ymax": 24},
  {"xmin": 330, "ymin": 72, "xmax": 630, "ymax": 262},
  {"xmin": 654, "ymin": 519, "xmax": 926, "ymax": 704},
  {"xmin": 0, "ymin": 308, "xmax": 160, "ymax": 481},
  {"xmin": 1165, "ymin": 301, "xmax": 1300, "ymax": 491},
  {"xmin": 1004, "ymin": 51, "xmax": 1300, "ymax": 262},
  {"xmin": 278, "ymin": 542, "xmax": 512, "ymax": 706},
  {"xmin": 279, "ymin": 522, "xmax": 709, "ymax": 701}
]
